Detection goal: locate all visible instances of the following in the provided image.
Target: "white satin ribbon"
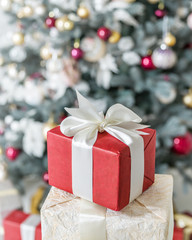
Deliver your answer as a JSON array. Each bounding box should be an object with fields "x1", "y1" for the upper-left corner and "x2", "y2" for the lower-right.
[
  {"x1": 80, "y1": 198, "x2": 107, "y2": 240},
  {"x1": 60, "y1": 91, "x2": 148, "y2": 203},
  {"x1": 20, "y1": 215, "x2": 40, "y2": 240}
]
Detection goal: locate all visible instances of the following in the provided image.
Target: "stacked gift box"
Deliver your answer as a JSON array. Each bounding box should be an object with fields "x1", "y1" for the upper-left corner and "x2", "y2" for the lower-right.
[{"x1": 40, "y1": 92, "x2": 174, "y2": 240}]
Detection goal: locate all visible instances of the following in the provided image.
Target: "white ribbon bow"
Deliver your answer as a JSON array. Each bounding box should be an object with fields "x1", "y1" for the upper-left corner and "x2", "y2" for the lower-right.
[
  {"x1": 60, "y1": 91, "x2": 149, "y2": 204},
  {"x1": 61, "y1": 91, "x2": 148, "y2": 146}
]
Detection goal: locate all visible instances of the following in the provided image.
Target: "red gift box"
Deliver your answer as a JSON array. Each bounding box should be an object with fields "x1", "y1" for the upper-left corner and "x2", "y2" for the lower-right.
[
  {"x1": 48, "y1": 126, "x2": 156, "y2": 211},
  {"x1": 3, "y1": 210, "x2": 41, "y2": 240}
]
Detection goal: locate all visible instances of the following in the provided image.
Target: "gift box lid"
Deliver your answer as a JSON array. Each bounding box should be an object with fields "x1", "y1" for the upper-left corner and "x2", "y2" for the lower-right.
[{"x1": 49, "y1": 126, "x2": 155, "y2": 157}]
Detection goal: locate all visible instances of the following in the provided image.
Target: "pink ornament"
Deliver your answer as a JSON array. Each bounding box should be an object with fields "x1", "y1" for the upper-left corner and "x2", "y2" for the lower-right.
[
  {"x1": 43, "y1": 171, "x2": 49, "y2": 183},
  {"x1": 155, "y1": 9, "x2": 166, "y2": 18},
  {"x1": 141, "y1": 56, "x2": 156, "y2": 70},
  {"x1": 172, "y1": 132, "x2": 192, "y2": 155},
  {"x1": 97, "y1": 26, "x2": 111, "y2": 41},
  {"x1": 6, "y1": 147, "x2": 20, "y2": 161},
  {"x1": 0, "y1": 128, "x2": 4, "y2": 135},
  {"x1": 187, "y1": 13, "x2": 192, "y2": 30},
  {"x1": 45, "y1": 17, "x2": 56, "y2": 28},
  {"x1": 71, "y1": 48, "x2": 83, "y2": 60}
]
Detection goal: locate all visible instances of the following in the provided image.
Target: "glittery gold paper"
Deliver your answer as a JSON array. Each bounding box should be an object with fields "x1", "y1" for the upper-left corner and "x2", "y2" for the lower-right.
[{"x1": 41, "y1": 174, "x2": 173, "y2": 240}]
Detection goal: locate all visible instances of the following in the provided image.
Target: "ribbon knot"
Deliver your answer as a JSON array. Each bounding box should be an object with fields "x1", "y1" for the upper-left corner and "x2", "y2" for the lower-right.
[{"x1": 98, "y1": 120, "x2": 107, "y2": 133}]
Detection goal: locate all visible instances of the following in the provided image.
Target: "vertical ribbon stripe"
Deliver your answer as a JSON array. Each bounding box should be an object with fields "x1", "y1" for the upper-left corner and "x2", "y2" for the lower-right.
[
  {"x1": 80, "y1": 199, "x2": 107, "y2": 240},
  {"x1": 72, "y1": 140, "x2": 93, "y2": 201},
  {"x1": 20, "y1": 215, "x2": 40, "y2": 240},
  {"x1": 129, "y1": 135, "x2": 144, "y2": 202}
]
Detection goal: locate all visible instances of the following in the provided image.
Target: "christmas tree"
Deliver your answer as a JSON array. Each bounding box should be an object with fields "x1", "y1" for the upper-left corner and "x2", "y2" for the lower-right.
[{"x1": 0, "y1": 0, "x2": 192, "y2": 198}]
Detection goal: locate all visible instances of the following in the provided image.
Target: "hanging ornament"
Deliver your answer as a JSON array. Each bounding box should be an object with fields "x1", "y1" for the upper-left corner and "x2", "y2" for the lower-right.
[
  {"x1": 42, "y1": 171, "x2": 49, "y2": 183},
  {"x1": 77, "y1": 6, "x2": 89, "y2": 19},
  {"x1": 77, "y1": 6, "x2": 89, "y2": 18},
  {"x1": 183, "y1": 89, "x2": 192, "y2": 108},
  {"x1": 5, "y1": 147, "x2": 20, "y2": 161},
  {"x1": 163, "y1": 32, "x2": 176, "y2": 47},
  {"x1": 187, "y1": 13, "x2": 192, "y2": 30},
  {"x1": 81, "y1": 36, "x2": 106, "y2": 62},
  {"x1": 0, "y1": 56, "x2": 4, "y2": 66},
  {"x1": 141, "y1": 55, "x2": 156, "y2": 70},
  {"x1": 152, "y1": 44, "x2": 177, "y2": 69},
  {"x1": 155, "y1": 9, "x2": 166, "y2": 18},
  {"x1": 7, "y1": 63, "x2": 26, "y2": 80},
  {"x1": 0, "y1": 160, "x2": 7, "y2": 181},
  {"x1": 40, "y1": 45, "x2": 52, "y2": 60},
  {"x1": 97, "y1": 26, "x2": 111, "y2": 41},
  {"x1": 35, "y1": 4, "x2": 46, "y2": 16},
  {"x1": 46, "y1": 58, "x2": 63, "y2": 72},
  {"x1": 147, "y1": 0, "x2": 159, "y2": 3},
  {"x1": 43, "y1": 115, "x2": 57, "y2": 140},
  {"x1": 55, "y1": 16, "x2": 68, "y2": 32},
  {"x1": 0, "y1": 0, "x2": 12, "y2": 11},
  {"x1": 172, "y1": 132, "x2": 192, "y2": 155},
  {"x1": 12, "y1": 32, "x2": 25, "y2": 45},
  {"x1": 9, "y1": 46, "x2": 27, "y2": 62},
  {"x1": 45, "y1": 17, "x2": 56, "y2": 28},
  {"x1": 17, "y1": 5, "x2": 33, "y2": 18},
  {"x1": 108, "y1": 31, "x2": 121, "y2": 44},
  {"x1": 71, "y1": 42, "x2": 83, "y2": 60}
]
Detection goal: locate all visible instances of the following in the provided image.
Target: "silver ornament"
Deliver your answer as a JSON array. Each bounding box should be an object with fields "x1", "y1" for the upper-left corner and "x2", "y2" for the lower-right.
[
  {"x1": 152, "y1": 44, "x2": 177, "y2": 69},
  {"x1": 9, "y1": 46, "x2": 27, "y2": 62}
]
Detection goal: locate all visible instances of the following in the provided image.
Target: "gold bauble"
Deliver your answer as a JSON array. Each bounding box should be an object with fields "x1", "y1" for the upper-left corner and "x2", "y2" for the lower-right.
[
  {"x1": 0, "y1": 56, "x2": 4, "y2": 66},
  {"x1": 164, "y1": 33, "x2": 176, "y2": 47},
  {"x1": 17, "y1": 5, "x2": 33, "y2": 18},
  {"x1": 124, "y1": 0, "x2": 136, "y2": 2},
  {"x1": 77, "y1": 6, "x2": 89, "y2": 19},
  {"x1": 40, "y1": 45, "x2": 52, "y2": 60},
  {"x1": 43, "y1": 121, "x2": 57, "y2": 140},
  {"x1": 147, "y1": 0, "x2": 159, "y2": 3},
  {"x1": 55, "y1": 17, "x2": 68, "y2": 32},
  {"x1": 12, "y1": 32, "x2": 25, "y2": 45},
  {"x1": 108, "y1": 31, "x2": 121, "y2": 43},
  {"x1": 0, "y1": 146, "x2": 3, "y2": 156},
  {"x1": 183, "y1": 90, "x2": 192, "y2": 108},
  {"x1": 63, "y1": 19, "x2": 74, "y2": 31}
]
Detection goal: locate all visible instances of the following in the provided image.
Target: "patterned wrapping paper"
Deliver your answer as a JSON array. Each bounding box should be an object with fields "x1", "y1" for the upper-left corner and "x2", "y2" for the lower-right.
[{"x1": 41, "y1": 174, "x2": 173, "y2": 240}]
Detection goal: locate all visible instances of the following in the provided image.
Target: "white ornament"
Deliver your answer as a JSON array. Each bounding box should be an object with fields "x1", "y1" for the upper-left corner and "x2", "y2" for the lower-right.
[
  {"x1": 152, "y1": 44, "x2": 177, "y2": 69},
  {"x1": 35, "y1": 4, "x2": 46, "y2": 16},
  {"x1": 11, "y1": 120, "x2": 21, "y2": 132},
  {"x1": 9, "y1": 46, "x2": 27, "y2": 62},
  {"x1": 118, "y1": 37, "x2": 134, "y2": 51},
  {"x1": 46, "y1": 58, "x2": 63, "y2": 72},
  {"x1": 155, "y1": 82, "x2": 177, "y2": 104},
  {"x1": 24, "y1": 81, "x2": 44, "y2": 106},
  {"x1": 23, "y1": 120, "x2": 45, "y2": 158},
  {"x1": 0, "y1": 0, "x2": 12, "y2": 11},
  {"x1": 0, "y1": 161, "x2": 7, "y2": 181},
  {"x1": 122, "y1": 51, "x2": 141, "y2": 65},
  {"x1": 187, "y1": 13, "x2": 192, "y2": 30},
  {"x1": 4, "y1": 115, "x2": 13, "y2": 125}
]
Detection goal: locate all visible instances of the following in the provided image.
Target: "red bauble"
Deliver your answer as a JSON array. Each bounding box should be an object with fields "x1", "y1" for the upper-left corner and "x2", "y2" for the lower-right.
[
  {"x1": 172, "y1": 132, "x2": 192, "y2": 155},
  {"x1": 155, "y1": 9, "x2": 166, "y2": 18},
  {"x1": 141, "y1": 56, "x2": 156, "y2": 70},
  {"x1": 71, "y1": 48, "x2": 83, "y2": 60},
  {"x1": 6, "y1": 147, "x2": 20, "y2": 161},
  {"x1": 45, "y1": 17, "x2": 56, "y2": 28},
  {"x1": 43, "y1": 171, "x2": 49, "y2": 184},
  {"x1": 97, "y1": 27, "x2": 111, "y2": 41}
]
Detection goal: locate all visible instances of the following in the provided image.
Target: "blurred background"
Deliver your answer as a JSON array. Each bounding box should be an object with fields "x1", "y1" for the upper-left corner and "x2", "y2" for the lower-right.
[{"x1": 0, "y1": 0, "x2": 192, "y2": 237}]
